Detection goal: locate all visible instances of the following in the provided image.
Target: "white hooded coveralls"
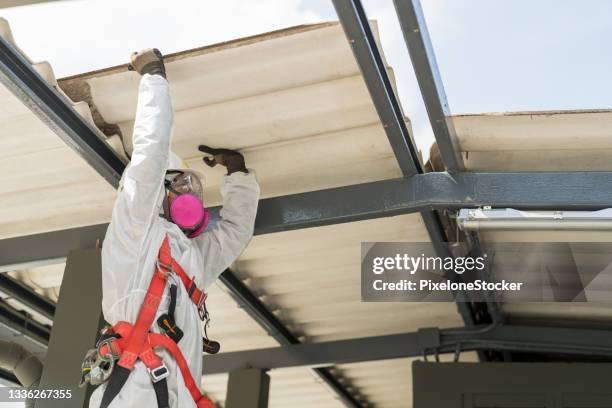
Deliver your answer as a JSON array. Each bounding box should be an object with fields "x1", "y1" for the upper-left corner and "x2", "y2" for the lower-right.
[{"x1": 89, "y1": 74, "x2": 260, "y2": 408}]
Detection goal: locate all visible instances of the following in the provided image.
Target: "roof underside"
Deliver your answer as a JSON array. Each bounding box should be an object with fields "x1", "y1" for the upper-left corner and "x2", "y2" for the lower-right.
[
  {"x1": 2, "y1": 15, "x2": 612, "y2": 408},
  {"x1": 0, "y1": 19, "x2": 466, "y2": 407},
  {"x1": 453, "y1": 110, "x2": 612, "y2": 326}
]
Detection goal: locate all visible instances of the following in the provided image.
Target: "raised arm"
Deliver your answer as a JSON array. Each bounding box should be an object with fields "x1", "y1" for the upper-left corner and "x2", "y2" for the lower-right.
[
  {"x1": 195, "y1": 148, "x2": 260, "y2": 288},
  {"x1": 107, "y1": 74, "x2": 172, "y2": 250},
  {"x1": 102, "y1": 50, "x2": 172, "y2": 316}
]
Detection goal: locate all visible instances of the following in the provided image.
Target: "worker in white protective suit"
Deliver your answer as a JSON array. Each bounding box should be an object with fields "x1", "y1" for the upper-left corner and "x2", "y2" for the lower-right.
[{"x1": 85, "y1": 49, "x2": 260, "y2": 408}]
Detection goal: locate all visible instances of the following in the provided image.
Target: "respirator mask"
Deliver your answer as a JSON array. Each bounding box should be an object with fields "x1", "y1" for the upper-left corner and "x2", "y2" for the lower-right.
[{"x1": 164, "y1": 170, "x2": 209, "y2": 238}]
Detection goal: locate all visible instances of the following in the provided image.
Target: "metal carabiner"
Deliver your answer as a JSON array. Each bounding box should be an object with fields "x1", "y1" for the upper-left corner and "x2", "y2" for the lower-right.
[
  {"x1": 197, "y1": 293, "x2": 209, "y2": 322},
  {"x1": 156, "y1": 259, "x2": 175, "y2": 277},
  {"x1": 79, "y1": 345, "x2": 116, "y2": 387},
  {"x1": 97, "y1": 337, "x2": 119, "y2": 362}
]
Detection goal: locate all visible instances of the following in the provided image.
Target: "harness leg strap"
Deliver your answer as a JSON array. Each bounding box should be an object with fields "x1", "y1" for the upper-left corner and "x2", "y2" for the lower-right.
[
  {"x1": 100, "y1": 365, "x2": 131, "y2": 408},
  {"x1": 153, "y1": 378, "x2": 170, "y2": 408}
]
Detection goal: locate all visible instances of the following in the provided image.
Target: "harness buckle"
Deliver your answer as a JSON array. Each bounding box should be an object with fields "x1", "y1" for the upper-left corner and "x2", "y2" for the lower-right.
[
  {"x1": 97, "y1": 337, "x2": 120, "y2": 362},
  {"x1": 148, "y1": 363, "x2": 170, "y2": 382},
  {"x1": 156, "y1": 259, "x2": 174, "y2": 276},
  {"x1": 196, "y1": 291, "x2": 207, "y2": 309},
  {"x1": 197, "y1": 293, "x2": 208, "y2": 321}
]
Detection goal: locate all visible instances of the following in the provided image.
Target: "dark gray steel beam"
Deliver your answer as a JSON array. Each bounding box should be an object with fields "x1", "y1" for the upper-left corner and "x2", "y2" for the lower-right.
[
  {"x1": 259, "y1": 169, "x2": 612, "y2": 231},
  {"x1": 204, "y1": 325, "x2": 612, "y2": 373},
  {"x1": 4, "y1": 171, "x2": 612, "y2": 271},
  {"x1": 393, "y1": 0, "x2": 464, "y2": 172},
  {"x1": 331, "y1": 0, "x2": 496, "y2": 352},
  {"x1": 236, "y1": 171, "x2": 612, "y2": 234},
  {"x1": 0, "y1": 299, "x2": 50, "y2": 346},
  {"x1": 387, "y1": 0, "x2": 499, "y2": 342},
  {"x1": 447, "y1": 325, "x2": 612, "y2": 357},
  {"x1": 0, "y1": 274, "x2": 55, "y2": 320},
  {"x1": 332, "y1": 0, "x2": 422, "y2": 176},
  {"x1": 0, "y1": 368, "x2": 19, "y2": 387},
  {"x1": 218, "y1": 271, "x2": 365, "y2": 408},
  {"x1": 0, "y1": 224, "x2": 108, "y2": 273},
  {"x1": 205, "y1": 331, "x2": 425, "y2": 374},
  {"x1": 419, "y1": 212, "x2": 480, "y2": 327},
  {"x1": 0, "y1": 35, "x2": 126, "y2": 188}
]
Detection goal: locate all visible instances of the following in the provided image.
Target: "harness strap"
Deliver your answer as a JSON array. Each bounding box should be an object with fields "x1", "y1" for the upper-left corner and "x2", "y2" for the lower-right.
[
  {"x1": 157, "y1": 284, "x2": 184, "y2": 343},
  {"x1": 168, "y1": 284, "x2": 177, "y2": 316},
  {"x1": 153, "y1": 378, "x2": 170, "y2": 408},
  {"x1": 116, "y1": 264, "x2": 167, "y2": 371},
  {"x1": 100, "y1": 236, "x2": 215, "y2": 408},
  {"x1": 159, "y1": 237, "x2": 207, "y2": 308},
  {"x1": 100, "y1": 366, "x2": 130, "y2": 408},
  {"x1": 100, "y1": 322, "x2": 215, "y2": 407}
]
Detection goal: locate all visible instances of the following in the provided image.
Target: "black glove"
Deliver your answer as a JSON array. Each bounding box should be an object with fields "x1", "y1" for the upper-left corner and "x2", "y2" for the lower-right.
[{"x1": 198, "y1": 145, "x2": 247, "y2": 175}]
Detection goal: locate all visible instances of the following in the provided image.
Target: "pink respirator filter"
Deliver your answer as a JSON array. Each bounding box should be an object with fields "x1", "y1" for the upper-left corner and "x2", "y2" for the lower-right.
[{"x1": 169, "y1": 194, "x2": 209, "y2": 238}]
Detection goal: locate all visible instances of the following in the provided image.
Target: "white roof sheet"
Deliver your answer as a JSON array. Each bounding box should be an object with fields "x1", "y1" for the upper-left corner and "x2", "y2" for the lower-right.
[
  {"x1": 0, "y1": 18, "x2": 460, "y2": 407},
  {"x1": 455, "y1": 109, "x2": 612, "y2": 171},
  {"x1": 0, "y1": 21, "x2": 403, "y2": 239}
]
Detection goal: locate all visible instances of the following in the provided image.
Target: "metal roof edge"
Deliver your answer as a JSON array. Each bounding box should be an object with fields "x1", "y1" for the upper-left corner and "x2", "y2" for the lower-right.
[
  {"x1": 58, "y1": 22, "x2": 340, "y2": 82},
  {"x1": 452, "y1": 108, "x2": 612, "y2": 118}
]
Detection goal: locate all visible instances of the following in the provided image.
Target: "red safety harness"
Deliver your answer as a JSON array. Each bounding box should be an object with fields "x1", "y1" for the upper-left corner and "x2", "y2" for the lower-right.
[{"x1": 98, "y1": 236, "x2": 215, "y2": 408}]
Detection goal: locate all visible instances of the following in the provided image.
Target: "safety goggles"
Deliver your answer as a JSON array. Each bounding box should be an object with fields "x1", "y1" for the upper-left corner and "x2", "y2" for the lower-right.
[{"x1": 164, "y1": 170, "x2": 204, "y2": 201}]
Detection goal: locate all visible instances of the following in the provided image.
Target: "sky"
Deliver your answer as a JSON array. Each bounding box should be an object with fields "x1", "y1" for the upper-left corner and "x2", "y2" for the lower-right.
[{"x1": 2, "y1": 0, "x2": 612, "y2": 162}]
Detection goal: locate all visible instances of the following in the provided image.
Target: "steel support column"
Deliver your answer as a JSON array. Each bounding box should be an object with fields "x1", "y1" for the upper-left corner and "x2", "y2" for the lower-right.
[
  {"x1": 36, "y1": 249, "x2": 103, "y2": 408},
  {"x1": 225, "y1": 369, "x2": 270, "y2": 408}
]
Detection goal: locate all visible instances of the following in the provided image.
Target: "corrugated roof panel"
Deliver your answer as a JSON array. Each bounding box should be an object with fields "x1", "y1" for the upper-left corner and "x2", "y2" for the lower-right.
[
  {"x1": 1, "y1": 17, "x2": 461, "y2": 407},
  {"x1": 63, "y1": 23, "x2": 364, "y2": 123},
  {"x1": 0, "y1": 21, "x2": 404, "y2": 238},
  {"x1": 60, "y1": 23, "x2": 402, "y2": 206},
  {"x1": 0, "y1": 17, "x2": 118, "y2": 239},
  {"x1": 455, "y1": 110, "x2": 612, "y2": 171},
  {"x1": 204, "y1": 369, "x2": 346, "y2": 408}
]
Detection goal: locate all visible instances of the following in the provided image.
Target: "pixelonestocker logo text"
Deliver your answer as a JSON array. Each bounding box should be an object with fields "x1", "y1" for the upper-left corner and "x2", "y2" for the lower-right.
[
  {"x1": 361, "y1": 242, "x2": 584, "y2": 302},
  {"x1": 371, "y1": 252, "x2": 523, "y2": 292}
]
